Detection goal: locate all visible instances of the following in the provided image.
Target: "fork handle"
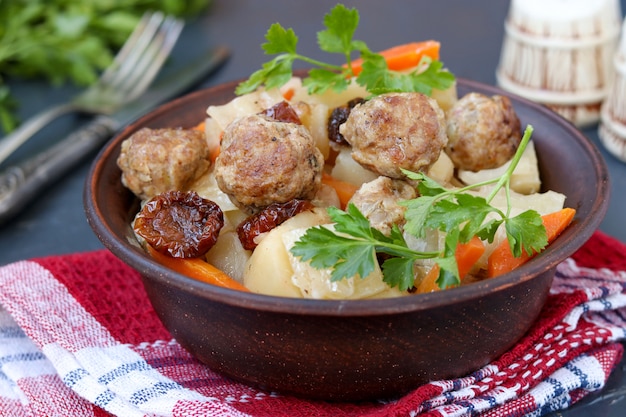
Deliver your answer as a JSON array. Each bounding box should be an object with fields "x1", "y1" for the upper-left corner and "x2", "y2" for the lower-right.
[
  {"x1": 0, "y1": 115, "x2": 119, "y2": 225},
  {"x1": 0, "y1": 102, "x2": 81, "y2": 166}
]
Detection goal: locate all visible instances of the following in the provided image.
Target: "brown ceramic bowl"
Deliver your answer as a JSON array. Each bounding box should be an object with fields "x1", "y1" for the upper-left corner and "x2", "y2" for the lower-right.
[{"x1": 84, "y1": 78, "x2": 610, "y2": 401}]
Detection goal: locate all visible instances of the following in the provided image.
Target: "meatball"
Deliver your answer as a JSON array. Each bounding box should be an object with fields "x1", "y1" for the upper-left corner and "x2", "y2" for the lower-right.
[
  {"x1": 348, "y1": 176, "x2": 416, "y2": 236},
  {"x1": 214, "y1": 113, "x2": 324, "y2": 214},
  {"x1": 445, "y1": 92, "x2": 521, "y2": 172},
  {"x1": 117, "y1": 128, "x2": 210, "y2": 201},
  {"x1": 339, "y1": 92, "x2": 447, "y2": 179}
]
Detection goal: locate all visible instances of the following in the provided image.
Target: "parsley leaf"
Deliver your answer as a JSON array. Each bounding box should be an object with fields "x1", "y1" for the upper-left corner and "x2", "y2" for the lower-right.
[
  {"x1": 380, "y1": 256, "x2": 417, "y2": 292},
  {"x1": 358, "y1": 53, "x2": 455, "y2": 96},
  {"x1": 0, "y1": 0, "x2": 213, "y2": 134},
  {"x1": 291, "y1": 204, "x2": 439, "y2": 289},
  {"x1": 436, "y1": 228, "x2": 463, "y2": 288},
  {"x1": 303, "y1": 68, "x2": 351, "y2": 94},
  {"x1": 317, "y1": 4, "x2": 360, "y2": 55},
  {"x1": 505, "y1": 209, "x2": 548, "y2": 257},
  {"x1": 263, "y1": 23, "x2": 299, "y2": 54},
  {"x1": 236, "y1": 4, "x2": 454, "y2": 97}
]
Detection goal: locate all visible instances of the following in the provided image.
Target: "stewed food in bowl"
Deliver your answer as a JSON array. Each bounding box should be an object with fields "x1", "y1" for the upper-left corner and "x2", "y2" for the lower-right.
[
  {"x1": 120, "y1": 74, "x2": 570, "y2": 299},
  {"x1": 85, "y1": 4, "x2": 609, "y2": 400}
]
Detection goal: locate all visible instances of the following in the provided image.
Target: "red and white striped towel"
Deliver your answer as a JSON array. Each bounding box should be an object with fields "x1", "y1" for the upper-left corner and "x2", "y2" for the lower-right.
[{"x1": 0, "y1": 231, "x2": 625, "y2": 417}]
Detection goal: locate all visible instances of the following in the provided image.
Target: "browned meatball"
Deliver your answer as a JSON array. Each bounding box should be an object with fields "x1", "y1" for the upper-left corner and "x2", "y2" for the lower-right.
[
  {"x1": 117, "y1": 128, "x2": 210, "y2": 200},
  {"x1": 445, "y1": 92, "x2": 522, "y2": 172},
  {"x1": 348, "y1": 176, "x2": 416, "y2": 236},
  {"x1": 214, "y1": 114, "x2": 324, "y2": 214},
  {"x1": 339, "y1": 92, "x2": 447, "y2": 179}
]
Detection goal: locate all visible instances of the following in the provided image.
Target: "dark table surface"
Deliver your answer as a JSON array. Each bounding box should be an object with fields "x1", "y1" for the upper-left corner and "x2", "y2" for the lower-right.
[{"x1": 1, "y1": 1, "x2": 625, "y2": 415}]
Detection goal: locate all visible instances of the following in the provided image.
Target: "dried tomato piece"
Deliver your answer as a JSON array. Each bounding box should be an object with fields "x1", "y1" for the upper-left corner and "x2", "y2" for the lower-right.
[
  {"x1": 327, "y1": 97, "x2": 365, "y2": 145},
  {"x1": 260, "y1": 101, "x2": 302, "y2": 124},
  {"x1": 134, "y1": 190, "x2": 224, "y2": 258},
  {"x1": 237, "y1": 199, "x2": 314, "y2": 250}
]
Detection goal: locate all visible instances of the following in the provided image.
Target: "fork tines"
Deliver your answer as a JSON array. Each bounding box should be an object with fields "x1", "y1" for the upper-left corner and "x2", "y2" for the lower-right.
[{"x1": 94, "y1": 12, "x2": 184, "y2": 104}]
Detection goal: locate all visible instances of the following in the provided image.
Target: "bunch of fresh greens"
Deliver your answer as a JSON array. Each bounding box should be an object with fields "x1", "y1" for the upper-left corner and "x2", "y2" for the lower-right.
[
  {"x1": 291, "y1": 126, "x2": 548, "y2": 291},
  {"x1": 235, "y1": 4, "x2": 455, "y2": 97},
  {"x1": 0, "y1": 0, "x2": 212, "y2": 134}
]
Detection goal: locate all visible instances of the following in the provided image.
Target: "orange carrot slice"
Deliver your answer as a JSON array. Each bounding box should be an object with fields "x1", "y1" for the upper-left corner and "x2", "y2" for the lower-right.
[
  {"x1": 416, "y1": 236, "x2": 485, "y2": 293},
  {"x1": 207, "y1": 131, "x2": 222, "y2": 164},
  {"x1": 321, "y1": 172, "x2": 359, "y2": 209},
  {"x1": 487, "y1": 208, "x2": 576, "y2": 278},
  {"x1": 193, "y1": 120, "x2": 206, "y2": 132},
  {"x1": 146, "y1": 245, "x2": 249, "y2": 292},
  {"x1": 282, "y1": 87, "x2": 295, "y2": 101},
  {"x1": 456, "y1": 236, "x2": 487, "y2": 279},
  {"x1": 350, "y1": 40, "x2": 441, "y2": 76}
]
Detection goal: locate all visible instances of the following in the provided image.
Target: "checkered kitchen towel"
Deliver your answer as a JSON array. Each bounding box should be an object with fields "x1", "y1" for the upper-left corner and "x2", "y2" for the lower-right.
[{"x1": 0, "y1": 230, "x2": 625, "y2": 417}]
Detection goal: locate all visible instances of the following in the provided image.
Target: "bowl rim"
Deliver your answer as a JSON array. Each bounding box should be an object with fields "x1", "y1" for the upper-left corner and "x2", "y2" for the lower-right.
[{"x1": 84, "y1": 76, "x2": 611, "y2": 317}]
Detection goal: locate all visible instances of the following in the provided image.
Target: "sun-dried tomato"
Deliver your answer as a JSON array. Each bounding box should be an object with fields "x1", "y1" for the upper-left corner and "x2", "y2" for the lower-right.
[
  {"x1": 260, "y1": 101, "x2": 302, "y2": 124},
  {"x1": 134, "y1": 190, "x2": 224, "y2": 258},
  {"x1": 237, "y1": 199, "x2": 314, "y2": 250},
  {"x1": 327, "y1": 97, "x2": 365, "y2": 145}
]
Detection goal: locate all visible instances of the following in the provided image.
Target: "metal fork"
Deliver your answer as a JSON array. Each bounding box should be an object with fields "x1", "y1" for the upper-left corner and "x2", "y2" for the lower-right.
[{"x1": 0, "y1": 11, "x2": 184, "y2": 166}]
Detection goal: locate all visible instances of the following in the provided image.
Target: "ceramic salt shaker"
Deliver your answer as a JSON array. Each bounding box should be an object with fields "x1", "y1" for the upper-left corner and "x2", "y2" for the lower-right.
[
  {"x1": 496, "y1": 0, "x2": 622, "y2": 127},
  {"x1": 599, "y1": 17, "x2": 626, "y2": 162}
]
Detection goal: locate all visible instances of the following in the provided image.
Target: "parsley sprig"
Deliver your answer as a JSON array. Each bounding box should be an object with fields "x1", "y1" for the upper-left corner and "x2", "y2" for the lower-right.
[
  {"x1": 290, "y1": 126, "x2": 548, "y2": 291},
  {"x1": 0, "y1": 0, "x2": 212, "y2": 134},
  {"x1": 235, "y1": 4, "x2": 455, "y2": 97},
  {"x1": 291, "y1": 204, "x2": 440, "y2": 291}
]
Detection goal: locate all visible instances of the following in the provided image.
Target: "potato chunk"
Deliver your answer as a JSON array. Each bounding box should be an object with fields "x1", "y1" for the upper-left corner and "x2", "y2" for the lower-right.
[
  {"x1": 458, "y1": 141, "x2": 541, "y2": 194},
  {"x1": 244, "y1": 209, "x2": 330, "y2": 297}
]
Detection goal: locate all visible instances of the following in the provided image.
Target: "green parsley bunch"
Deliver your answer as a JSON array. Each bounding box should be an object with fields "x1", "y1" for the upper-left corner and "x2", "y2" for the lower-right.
[
  {"x1": 0, "y1": 0, "x2": 213, "y2": 134},
  {"x1": 235, "y1": 4, "x2": 455, "y2": 97}
]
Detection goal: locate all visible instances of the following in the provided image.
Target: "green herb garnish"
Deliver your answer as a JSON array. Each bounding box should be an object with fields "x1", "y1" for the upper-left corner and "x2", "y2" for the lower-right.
[
  {"x1": 235, "y1": 4, "x2": 455, "y2": 97},
  {"x1": 0, "y1": 0, "x2": 212, "y2": 134},
  {"x1": 290, "y1": 125, "x2": 548, "y2": 291}
]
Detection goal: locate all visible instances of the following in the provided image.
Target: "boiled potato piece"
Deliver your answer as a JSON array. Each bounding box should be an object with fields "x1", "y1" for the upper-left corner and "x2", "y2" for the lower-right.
[
  {"x1": 188, "y1": 168, "x2": 239, "y2": 212},
  {"x1": 487, "y1": 188, "x2": 566, "y2": 217},
  {"x1": 431, "y1": 81, "x2": 458, "y2": 112},
  {"x1": 292, "y1": 100, "x2": 331, "y2": 159},
  {"x1": 427, "y1": 151, "x2": 454, "y2": 186},
  {"x1": 283, "y1": 225, "x2": 407, "y2": 299},
  {"x1": 207, "y1": 88, "x2": 284, "y2": 130},
  {"x1": 458, "y1": 141, "x2": 541, "y2": 195},
  {"x1": 205, "y1": 231, "x2": 250, "y2": 283},
  {"x1": 204, "y1": 208, "x2": 249, "y2": 282},
  {"x1": 244, "y1": 208, "x2": 330, "y2": 297},
  {"x1": 331, "y1": 147, "x2": 378, "y2": 186},
  {"x1": 203, "y1": 117, "x2": 222, "y2": 159},
  {"x1": 312, "y1": 183, "x2": 341, "y2": 209}
]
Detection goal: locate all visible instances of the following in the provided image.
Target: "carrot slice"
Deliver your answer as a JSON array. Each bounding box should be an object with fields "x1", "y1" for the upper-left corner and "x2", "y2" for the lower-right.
[
  {"x1": 456, "y1": 236, "x2": 487, "y2": 279},
  {"x1": 282, "y1": 87, "x2": 295, "y2": 101},
  {"x1": 416, "y1": 236, "x2": 485, "y2": 293},
  {"x1": 193, "y1": 119, "x2": 222, "y2": 162},
  {"x1": 194, "y1": 120, "x2": 206, "y2": 131},
  {"x1": 146, "y1": 245, "x2": 249, "y2": 292},
  {"x1": 350, "y1": 40, "x2": 441, "y2": 76},
  {"x1": 321, "y1": 172, "x2": 359, "y2": 209},
  {"x1": 415, "y1": 265, "x2": 442, "y2": 294},
  {"x1": 207, "y1": 130, "x2": 222, "y2": 163},
  {"x1": 487, "y1": 208, "x2": 576, "y2": 278}
]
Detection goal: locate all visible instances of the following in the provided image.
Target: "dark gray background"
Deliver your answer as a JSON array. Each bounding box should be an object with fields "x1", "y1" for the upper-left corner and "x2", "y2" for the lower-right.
[{"x1": 1, "y1": 1, "x2": 625, "y2": 415}]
